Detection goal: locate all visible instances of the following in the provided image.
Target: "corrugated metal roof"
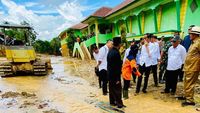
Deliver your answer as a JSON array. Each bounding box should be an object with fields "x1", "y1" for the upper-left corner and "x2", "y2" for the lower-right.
[
  {"x1": 105, "y1": 0, "x2": 134, "y2": 17},
  {"x1": 92, "y1": 7, "x2": 112, "y2": 17},
  {"x1": 70, "y1": 23, "x2": 88, "y2": 30}
]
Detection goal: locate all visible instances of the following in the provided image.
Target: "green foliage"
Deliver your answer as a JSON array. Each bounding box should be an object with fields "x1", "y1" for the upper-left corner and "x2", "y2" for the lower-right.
[
  {"x1": 66, "y1": 29, "x2": 76, "y2": 56},
  {"x1": 33, "y1": 37, "x2": 61, "y2": 55},
  {"x1": 50, "y1": 37, "x2": 61, "y2": 55},
  {"x1": 1, "y1": 21, "x2": 37, "y2": 43}
]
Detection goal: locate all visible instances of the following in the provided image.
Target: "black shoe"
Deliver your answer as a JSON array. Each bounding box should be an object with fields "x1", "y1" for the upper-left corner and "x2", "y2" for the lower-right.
[
  {"x1": 182, "y1": 101, "x2": 195, "y2": 107},
  {"x1": 110, "y1": 103, "x2": 117, "y2": 106},
  {"x1": 117, "y1": 104, "x2": 126, "y2": 108},
  {"x1": 161, "y1": 91, "x2": 169, "y2": 94},
  {"x1": 103, "y1": 93, "x2": 107, "y2": 95},
  {"x1": 142, "y1": 90, "x2": 147, "y2": 93},
  {"x1": 176, "y1": 96, "x2": 186, "y2": 100},
  {"x1": 122, "y1": 105, "x2": 126, "y2": 108}
]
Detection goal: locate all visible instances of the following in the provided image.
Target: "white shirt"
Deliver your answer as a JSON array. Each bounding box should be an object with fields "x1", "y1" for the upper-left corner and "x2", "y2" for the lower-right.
[
  {"x1": 98, "y1": 45, "x2": 109, "y2": 71},
  {"x1": 167, "y1": 44, "x2": 186, "y2": 71},
  {"x1": 150, "y1": 42, "x2": 160, "y2": 65},
  {"x1": 123, "y1": 47, "x2": 130, "y2": 64},
  {"x1": 140, "y1": 42, "x2": 153, "y2": 67},
  {"x1": 93, "y1": 52, "x2": 99, "y2": 64}
]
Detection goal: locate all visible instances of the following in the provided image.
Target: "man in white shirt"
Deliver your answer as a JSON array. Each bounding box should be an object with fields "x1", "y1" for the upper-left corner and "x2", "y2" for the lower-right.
[
  {"x1": 138, "y1": 33, "x2": 153, "y2": 93},
  {"x1": 162, "y1": 35, "x2": 186, "y2": 95},
  {"x1": 93, "y1": 46, "x2": 99, "y2": 63},
  {"x1": 97, "y1": 40, "x2": 113, "y2": 95},
  {"x1": 150, "y1": 36, "x2": 161, "y2": 87},
  {"x1": 93, "y1": 46, "x2": 101, "y2": 88}
]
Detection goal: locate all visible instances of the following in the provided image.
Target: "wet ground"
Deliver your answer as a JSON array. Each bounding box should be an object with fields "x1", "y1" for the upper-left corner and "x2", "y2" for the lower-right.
[
  {"x1": 0, "y1": 56, "x2": 100, "y2": 113},
  {"x1": 0, "y1": 56, "x2": 200, "y2": 113}
]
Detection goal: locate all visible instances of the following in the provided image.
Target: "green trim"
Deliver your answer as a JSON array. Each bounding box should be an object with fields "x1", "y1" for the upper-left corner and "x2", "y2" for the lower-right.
[
  {"x1": 126, "y1": 29, "x2": 180, "y2": 38},
  {"x1": 137, "y1": 15, "x2": 142, "y2": 34},
  {"x1": 84, "y1": 36, "x2": 96, "y2": 47},
  {"x1": 98, "y1": 33, "x2": 113, "y2": 44},
  {"x1": 176, "y1": 0, "x2": 181, "y2": 31},
  {"x1": 125, "y1": 19, "x2": 129, "y2": 33},
  {"x1": 153, "y1": 9, "x2": 158, "y2": 32},
  {"x1": 116, "y1": 22, "x2": 120, "y2": 35}
]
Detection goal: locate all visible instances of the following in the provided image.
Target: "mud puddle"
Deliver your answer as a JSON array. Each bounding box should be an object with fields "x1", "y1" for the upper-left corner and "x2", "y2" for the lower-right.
[{"x1": 0, "y1": 56, "x2": 101, "y2": 113}]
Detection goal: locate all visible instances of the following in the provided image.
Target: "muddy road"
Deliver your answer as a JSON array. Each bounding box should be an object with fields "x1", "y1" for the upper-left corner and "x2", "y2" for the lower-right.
[
  {"x1": 0, "y1": 56, "x2": 199, "y2": 113},
  {"x1": 0, "y1": 57, "x2": 100, "y2": 113}
]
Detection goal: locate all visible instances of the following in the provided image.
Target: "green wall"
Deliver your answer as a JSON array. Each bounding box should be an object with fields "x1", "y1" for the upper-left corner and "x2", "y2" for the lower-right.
[
  {"x1": 98, "y1": 33, "x2": 113, "y2": 43},
  {"x1": 113, "y1": 23, "x2": 119, "y2": 36},
  {"x1": 85, "y1": 36, "x2": 96, "y2": 47},
  {"x1": 160, "y1": 2, "x2": 177, "y2": 31},
  {"x1": 183, "y1": 0, "x2": 200, "y2": 35},
  {"x1": 144, "y1": 10, "x2": 155, "y2": 33},
  {"x1": 74, "y1": 30, "x2": 82, "y2": 37},
  {"x1": 132, "y1": 16, "x2": 140, "y2": 35}
]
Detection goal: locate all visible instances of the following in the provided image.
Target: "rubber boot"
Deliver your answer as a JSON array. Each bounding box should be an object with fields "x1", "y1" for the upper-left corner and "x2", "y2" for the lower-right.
[{"x1": 123, "y1": 90, "x2": 129, "y2": 99}]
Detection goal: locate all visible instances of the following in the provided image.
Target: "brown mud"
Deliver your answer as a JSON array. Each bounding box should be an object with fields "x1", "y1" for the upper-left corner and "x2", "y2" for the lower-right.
[{"x1": 0, "y1": 56, "x2": 199, "y2": 113}]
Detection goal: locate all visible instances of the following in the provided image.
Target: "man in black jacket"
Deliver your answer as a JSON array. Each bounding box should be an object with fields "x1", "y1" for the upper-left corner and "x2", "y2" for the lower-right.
[{"x1": 107, "y1": 37, "x2": 125, "y2": 108}]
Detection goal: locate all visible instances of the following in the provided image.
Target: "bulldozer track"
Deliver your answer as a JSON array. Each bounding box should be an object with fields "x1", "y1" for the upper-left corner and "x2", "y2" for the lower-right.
[{"x1": 0, "y1": 64, "x2": 13, "y2": 77}]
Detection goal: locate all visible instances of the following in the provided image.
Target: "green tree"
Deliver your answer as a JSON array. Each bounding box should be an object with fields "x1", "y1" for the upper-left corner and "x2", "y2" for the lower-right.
[
  {"x1": 1, "y1": 21, "x2": 37, "y2": 44},
  {"x1": 33, "y1": 38, "x2": 61, "y2": 55},
  {"x1": 66, "y1": 29, "x2": 76, "y2": 56},
  {"x1": 50, "y1": 37, "x2": 61, "y2": 55}
]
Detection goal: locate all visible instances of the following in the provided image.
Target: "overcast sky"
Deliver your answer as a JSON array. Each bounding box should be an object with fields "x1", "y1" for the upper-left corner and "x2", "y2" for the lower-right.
[{"x1": 0, "y1": 0, "x2": 123, "y2": 40}]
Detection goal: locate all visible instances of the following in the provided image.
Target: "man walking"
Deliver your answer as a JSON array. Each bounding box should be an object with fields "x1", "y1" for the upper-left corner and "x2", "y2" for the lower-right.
[
  {"x1": 97, "y1": 40, "x2": 113, "y2": 95},
  {"x1": 162, "y1": 35, "x2": 186, "y2": 95},
  {"x1": 182, "y1": 26, "x2": 200, "y2": 106},
  {"x1": 150, "y1": 35, "x2": 160, "y2": 87},
  {"x1": 136, "y1": 33, "x2": 152, "y2": 93},
  {"x1": 107, "y1": 37, "x2": 125, "y2": 108},
  {"x1": 159, "y1": 37, "x2": 173, "y2": 84}
]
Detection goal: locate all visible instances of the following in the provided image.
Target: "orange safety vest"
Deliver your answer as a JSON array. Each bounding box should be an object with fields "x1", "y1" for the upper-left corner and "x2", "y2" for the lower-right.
[{"x1": 122, "y1": 59, "x2": 141, "y2": 80}]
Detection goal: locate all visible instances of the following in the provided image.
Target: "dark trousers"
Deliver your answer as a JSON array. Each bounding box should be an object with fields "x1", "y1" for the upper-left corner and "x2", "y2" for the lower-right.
[
  {"x1": 95, "y1": 68, "x2": 102, "y2": 88},
  {"x1": 143, "y1": 66, "x2": 151, "y2": 91},
  {"x1": 178, "y1": 65, "x2": 184, "y2": 81},
  {"x1": 98, "y1": 75, "x2": 102, "y2": 88},
  {"x1": 151, "y1": 65, "x2": 158, "y2": 86},
  {"x1": 123, "y1": 79, "x2": 130, "y2": 90},
  {"x1": 109, "y1": 81, "x2": 123, "y2": 106},
  {"x1": 165, "y1": 69, "x2": 179, "y2": 93},
  {"x1": 159, "y1": 62, "x2": 167, "y2": 81},
  {"x1": 132, "y1": 72, "x2": 136, "y2": 83},
  {"x1": 136, "y1": 64, "x2": 151, "y2": 93},
  {"x1": 99, "y1": 69, "x2": 108, "y2": 94}
]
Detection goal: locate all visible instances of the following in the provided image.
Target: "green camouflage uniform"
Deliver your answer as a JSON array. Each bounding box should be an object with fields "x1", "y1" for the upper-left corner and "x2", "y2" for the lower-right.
[{"x1": 159, "y1": 40, "x2": 172, "y2": 80}]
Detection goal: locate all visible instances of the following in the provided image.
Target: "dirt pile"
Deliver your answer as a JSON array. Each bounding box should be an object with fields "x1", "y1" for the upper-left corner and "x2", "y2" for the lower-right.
[
  {"x1": 1, "y1": 91, "x2": 20, "y2": 98},
  {"x1": 43, "y1": 109, "x2": 64, "y2": 113},
  {"x1": 1, "y1": 91, "x2": 36, "y2": 98}
]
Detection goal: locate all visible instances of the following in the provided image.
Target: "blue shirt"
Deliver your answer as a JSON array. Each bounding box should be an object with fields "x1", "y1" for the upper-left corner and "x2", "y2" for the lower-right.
[{"x1": 182, "y1": 35, "x2": 191, "y2": 52}]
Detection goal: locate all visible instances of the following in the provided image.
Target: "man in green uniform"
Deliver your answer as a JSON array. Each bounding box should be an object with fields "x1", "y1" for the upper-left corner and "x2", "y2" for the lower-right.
[
  {"x1": 159, "y1": 37, "x2": 173, "y2": 84},
  {"x1": 182, "y1": 26, "x2": 200, "y2": 106}
]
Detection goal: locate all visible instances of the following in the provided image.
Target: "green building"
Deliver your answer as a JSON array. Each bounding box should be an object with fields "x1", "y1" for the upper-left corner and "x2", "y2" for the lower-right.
[{"x1": 59, "y1": 0, "x2": 200, "y2": 59}]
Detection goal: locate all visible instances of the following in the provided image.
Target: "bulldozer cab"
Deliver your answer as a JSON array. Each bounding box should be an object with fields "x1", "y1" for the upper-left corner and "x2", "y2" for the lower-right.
[{"x1": 0, "y1": 24, "x2": 36, "y2": 62}]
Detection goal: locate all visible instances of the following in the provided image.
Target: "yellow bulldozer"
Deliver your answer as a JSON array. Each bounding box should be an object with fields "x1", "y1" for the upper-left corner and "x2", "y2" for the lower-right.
[{"x1": 0, "y1": 24, "x2": 52, "y2": 77}]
